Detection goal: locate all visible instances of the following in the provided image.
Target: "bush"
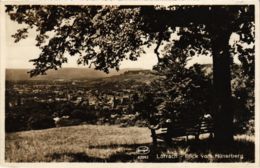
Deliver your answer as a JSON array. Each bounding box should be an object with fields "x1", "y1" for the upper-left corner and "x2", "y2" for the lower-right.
[
  {"x1": 70, "y1": 109, "x2": 97, "y2": 123},
  {"x1": 5, "y1": 113, "x2": 27, "y2": 132},
  {"x1": 27, "y1": 114, "x2": 55, "y2": 130}
]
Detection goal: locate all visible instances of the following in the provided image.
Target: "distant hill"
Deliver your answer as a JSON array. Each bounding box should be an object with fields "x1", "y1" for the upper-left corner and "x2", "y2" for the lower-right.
[
  {"x1": 5, "y1": 68, "x2": 143, "y2": 81},
  {"x1": 6, "y1": 64, "x2": 213, "y2": 81},
  {"x1": 87, "y1": 69, "x2": 160, "y2": 91}
]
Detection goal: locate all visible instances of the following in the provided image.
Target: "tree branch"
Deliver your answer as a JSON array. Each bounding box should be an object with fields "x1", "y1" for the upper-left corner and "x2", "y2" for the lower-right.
[{"x1": 154, "y1": 32, "x2": 163, "y2": 62}]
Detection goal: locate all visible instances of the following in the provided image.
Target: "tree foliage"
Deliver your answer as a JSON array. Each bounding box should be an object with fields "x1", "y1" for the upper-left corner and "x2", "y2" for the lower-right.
[
  {"x1": 231, "y1": 64, "x2": 255, "y2": 134},
  {"x1": 148, "y1": 43, "x2": 213, "y2": 123},
  {"x1": 6, "y1": 6, "x2": 147, "y2": 76},
  {"x1": 6, "y1": 5, "x2": 254, "y2": 77}
]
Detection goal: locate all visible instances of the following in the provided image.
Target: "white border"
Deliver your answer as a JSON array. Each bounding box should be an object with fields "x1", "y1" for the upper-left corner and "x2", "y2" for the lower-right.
[
  {"x1": 0, "y1": 0, "x2": 259, "y2": 168},
  {"x1": 0, "y1": 2, "x2": 7, "y2": 167},
  {"x1": 0, "y1": 163, "x2": 259, "y2": 168},
  {"x1": 0, "y1": 0, "x2": 258, "y2": 5},
  {"x1": 254, "y1": 0, "x2": 260, "y2": 166}
]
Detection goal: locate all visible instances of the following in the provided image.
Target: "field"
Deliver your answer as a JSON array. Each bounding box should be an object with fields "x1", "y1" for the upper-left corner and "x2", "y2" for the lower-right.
[
  {"x1": 5, "y1": 124, "x2": 152, "y2": 162},
  {"x1": 5, "y1": 124, "x2": 254, "y2": 162}
]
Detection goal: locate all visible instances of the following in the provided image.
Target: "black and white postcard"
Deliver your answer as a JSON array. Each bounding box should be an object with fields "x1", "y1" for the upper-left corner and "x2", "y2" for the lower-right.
[{"x1": 0, "y1": 0, "x2": 259, "y2": 168}]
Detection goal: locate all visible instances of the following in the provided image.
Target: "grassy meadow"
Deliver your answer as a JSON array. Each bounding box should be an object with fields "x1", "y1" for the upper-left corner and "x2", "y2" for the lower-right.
[
  {"x1": 5, "y1": 124, "x2": 254, "y2": 162},
  {"x1": 5, "y1": 124, "x2": 152, "y2": 162}
]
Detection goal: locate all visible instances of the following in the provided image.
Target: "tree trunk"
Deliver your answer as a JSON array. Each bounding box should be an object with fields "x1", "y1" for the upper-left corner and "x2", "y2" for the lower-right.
[{"x1": 211, "y1": 29, "x2": 234, "y2": 145}]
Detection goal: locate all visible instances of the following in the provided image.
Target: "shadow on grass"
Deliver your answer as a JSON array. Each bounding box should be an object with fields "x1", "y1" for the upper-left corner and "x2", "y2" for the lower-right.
[
  {"x1": 48, "y1": 152, "x2": 104, "y2": 162},
  {"x1": 46, "y1": 137, "x2": 254, "y2": 162},
  {"x1": 46, "y1": 150, "x2": 139, "y2": 162}
]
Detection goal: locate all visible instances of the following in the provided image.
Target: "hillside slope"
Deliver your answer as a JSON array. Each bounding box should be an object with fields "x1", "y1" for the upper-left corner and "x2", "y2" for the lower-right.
[
  {"x1": 5, "y1": 124, "x2": 151, "y2": 162},
  {"x1": 5, "y1": 124, "x2": 254, "y2": 162}
]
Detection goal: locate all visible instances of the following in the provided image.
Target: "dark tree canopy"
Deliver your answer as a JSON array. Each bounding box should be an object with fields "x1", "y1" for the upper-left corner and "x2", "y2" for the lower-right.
[
  {"x1": 6, "y1": 6, "x2": 147, "y2": 75},
  {"x1": 6, "y1": 5, "x2": 254, "y2": 77}
]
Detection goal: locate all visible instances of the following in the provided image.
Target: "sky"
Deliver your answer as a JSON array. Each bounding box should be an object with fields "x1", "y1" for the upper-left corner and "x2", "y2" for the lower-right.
[{"x1": 5, "y1": 13, "x2": 214, "y2": 70}]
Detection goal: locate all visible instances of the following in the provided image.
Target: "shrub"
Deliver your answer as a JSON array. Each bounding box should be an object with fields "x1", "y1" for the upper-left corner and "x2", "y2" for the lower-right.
[
  {"x1": 70, "y1": 109, "x2": 97, "y2": 123},
  {"x1": 27, "y1": 113, "x2": 55, "y2": 130}
]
